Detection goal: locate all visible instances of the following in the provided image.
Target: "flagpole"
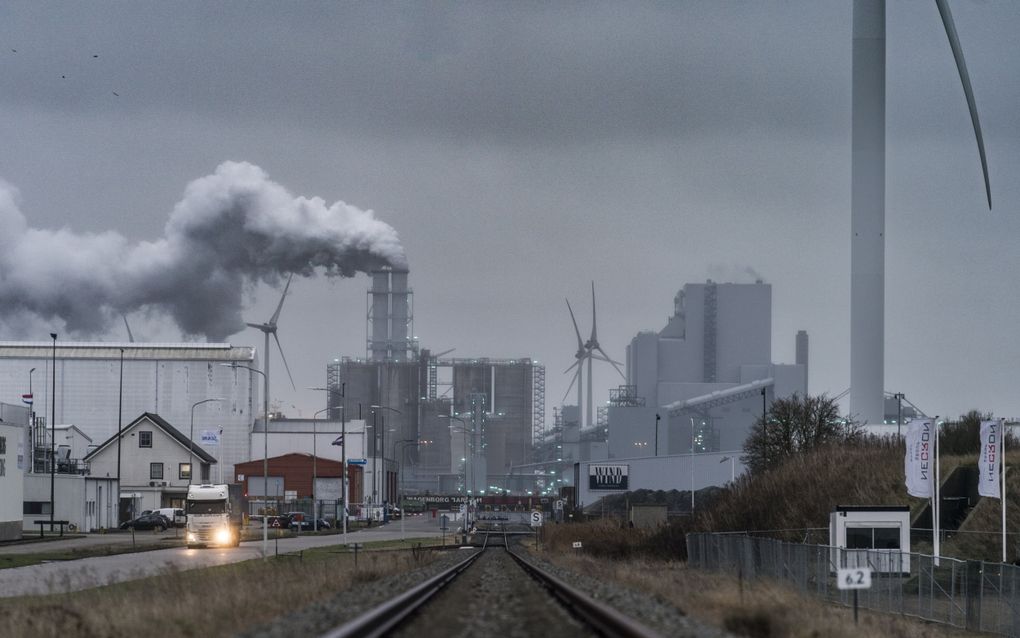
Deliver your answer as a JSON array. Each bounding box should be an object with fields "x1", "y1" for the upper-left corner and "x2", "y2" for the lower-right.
[
  {"x1": 1002, "y1": 417, "x2": 1007, "y2": 563},
  {"x1": 933, "y1": 416, "x2": 941, "y2": 566}
]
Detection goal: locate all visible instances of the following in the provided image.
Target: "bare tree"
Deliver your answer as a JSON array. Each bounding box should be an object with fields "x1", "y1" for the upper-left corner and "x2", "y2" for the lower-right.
[{"x1": 742, "y1": 394, "x2": 860, "y2": 474}]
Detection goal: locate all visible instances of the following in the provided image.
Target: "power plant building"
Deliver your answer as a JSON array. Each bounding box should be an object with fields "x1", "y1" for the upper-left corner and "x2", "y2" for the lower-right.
[
  {"x1": 612, "y1": 281, "x2": 807, "y2": 458},
  {"x1": 324, "y1": 268, "x2": 546, "y2": 498}
]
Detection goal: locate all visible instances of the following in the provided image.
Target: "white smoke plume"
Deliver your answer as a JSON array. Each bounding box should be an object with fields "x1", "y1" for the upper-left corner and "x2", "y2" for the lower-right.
[{"x1": 0, "y1": 161, "x2": 406, "y2": 340}]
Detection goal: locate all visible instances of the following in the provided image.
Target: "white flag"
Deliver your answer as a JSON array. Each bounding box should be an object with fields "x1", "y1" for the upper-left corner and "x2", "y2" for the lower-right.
[
  {"x1": 905, "y1": 419, "x2": 934, "y2": 498},
  {"x1": 978, "y1": 420, "x2": 1001, "y2": 499}
]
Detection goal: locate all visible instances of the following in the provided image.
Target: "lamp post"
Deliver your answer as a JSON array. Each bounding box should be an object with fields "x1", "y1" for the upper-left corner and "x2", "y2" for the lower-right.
[
  {"x1": 369, "y1": 405, "x2": 401, "y2": 519},
  {"x1": 189, "y1": 398, "x2": 224, "y2": 486},
  {"x1": 310, "y1": 384, "x2": 348, "y2": 540},
  {"x1": 311, "y1": 405, "x2": 342, "y2": 532},
  {"x1": 222, "y1": 363, "x2": 268, "y2": 559},
  {"x1": 654, "y1": 413, "x2": 661, "y2": 456},
  {"x1": 442, "y1": 414, "x2": 471, "y2": 541},
  {"x1": 893, "y1": 392, "x2": 905, "y2": 437},
  {"x1": 719, "y1": 456, "x2": 736, "y2": 483},
  {"x1": 689, "y1": 417, "x2": 696, "y2": 514},
  {"x1": 27, "y1": 367, "x2": 35, "y2": 426},
  {"x1": 116, "y1": 349, "x2": 124, "y2": 524},
  {"x1": 49, "y1": 333, "x2": 56, "y2": 527},
  {"x1": 761, "y1": 386, "x2": 768, "y2": 468},
  {"x1": 394, "y1": 438, "x2": 417, "y2": 541}
]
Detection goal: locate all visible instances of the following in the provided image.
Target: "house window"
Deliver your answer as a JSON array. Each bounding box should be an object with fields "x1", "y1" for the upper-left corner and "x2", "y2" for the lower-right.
[
  {"x1": 0, "y1": 435, "x2": 6, "y2": 453},
  {"x1": 201, "y1": 463, "x2": 210, "y2": 482},
  {"x1": 846, "y1": 526, "x2": 900, "y2": 550},
  {"x1": 24, "y1": 501, "x2": 52, "y2": 515},
  {"x1": 139, "y1": 431, "x2": 152, "y2": 448},
  {"x1": 150, "y1": 463, "x2": 164, "y2": 480},
  {"x1": 179, "y1": 463, "x2": 191, "y2": 480}
]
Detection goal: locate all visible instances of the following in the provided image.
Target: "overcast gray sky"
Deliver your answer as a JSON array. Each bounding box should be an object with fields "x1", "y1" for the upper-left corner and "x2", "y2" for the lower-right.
[{"x1": 2, "y1": 1, "x2": 1019, "y2": 424}]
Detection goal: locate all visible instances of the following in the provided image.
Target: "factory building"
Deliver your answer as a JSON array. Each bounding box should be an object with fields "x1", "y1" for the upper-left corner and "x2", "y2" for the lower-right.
[
  {"x1": 324, "y1": 268, "x2": 546, "y2": 498},
  {"x1": 0, "y1": 342, "x2": 259, "y2": 481},
  {"x1": 610, "y1": 280, "x2": 806, "y2": 463}
]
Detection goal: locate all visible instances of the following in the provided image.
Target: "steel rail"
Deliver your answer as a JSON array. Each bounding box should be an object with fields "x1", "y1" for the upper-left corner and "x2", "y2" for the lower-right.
[
  {"x1": 319, "y1": 548, "x2": 481, "y2": 638},
  {"x1": 506, "y1": 548, "x2": 664, "y2": 638}
]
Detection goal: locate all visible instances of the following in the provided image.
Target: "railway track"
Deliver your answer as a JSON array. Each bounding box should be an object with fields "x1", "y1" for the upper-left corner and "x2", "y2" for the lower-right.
[{"x1": 319, "y1": 528, "x2": 663, "y2": 638}]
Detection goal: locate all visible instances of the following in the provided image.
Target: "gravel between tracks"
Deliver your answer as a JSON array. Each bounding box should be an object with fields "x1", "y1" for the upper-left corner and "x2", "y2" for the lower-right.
[
  {"x1": 237, "y1": 549, "x2": 471, "y2": 638},
  {"x1": 240, "y1": 543, "x2": 729, "y2": 638},
  {"x1": 519, "y1": 548, "x2": 731, "y2": 638}
]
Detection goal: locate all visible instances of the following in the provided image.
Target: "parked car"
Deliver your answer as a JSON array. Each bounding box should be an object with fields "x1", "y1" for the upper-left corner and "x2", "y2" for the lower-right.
[
  {"x1": 154, "y1": 508, "x2": 186, "y2": 527},
  {"x1": 289, "y1": 517, "x2": 331, "y2": 531},
  {"x1": 120, "y1": 513, "x2": 172, "y2": 531}
]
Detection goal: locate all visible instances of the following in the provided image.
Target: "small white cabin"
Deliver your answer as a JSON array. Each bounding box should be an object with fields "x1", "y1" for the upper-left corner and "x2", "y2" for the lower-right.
[{"x1": 829, "y1": 505, "x2": 910, "y2": 574}]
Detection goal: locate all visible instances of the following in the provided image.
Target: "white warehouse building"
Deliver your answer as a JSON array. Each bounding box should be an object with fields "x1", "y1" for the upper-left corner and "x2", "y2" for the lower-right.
[{"x1": 0, "y1": 342, "x2": 259, "y2": 481}]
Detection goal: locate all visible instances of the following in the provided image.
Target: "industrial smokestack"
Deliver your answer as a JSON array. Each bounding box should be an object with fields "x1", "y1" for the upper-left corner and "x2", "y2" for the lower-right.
[{"x1": 0, "y1": 161, "x2": 406, "y2": 340}]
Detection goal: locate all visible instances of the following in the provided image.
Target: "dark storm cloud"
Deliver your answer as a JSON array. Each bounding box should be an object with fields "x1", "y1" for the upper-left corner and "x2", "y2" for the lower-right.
[
  {"x1": 0, "y1": 162, "x2": 404, "y2": 340},
  {"x1": 0, "y1": 2, "x2": 848, "y2": 144}
]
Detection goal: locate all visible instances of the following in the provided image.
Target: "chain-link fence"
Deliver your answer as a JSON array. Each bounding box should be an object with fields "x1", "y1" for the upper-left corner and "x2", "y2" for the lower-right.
[{"x1": 687, "y1": 532, "x2": 1020, "y2": 635}]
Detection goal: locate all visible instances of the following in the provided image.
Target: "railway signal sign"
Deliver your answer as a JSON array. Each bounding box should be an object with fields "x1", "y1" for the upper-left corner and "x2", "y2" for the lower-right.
[
  {"x1": 530, "y1": 510, "x2": 543, "y2": 527},
  {"x1": 837, "y1": 568, "x2": 872, "y2": 590}
]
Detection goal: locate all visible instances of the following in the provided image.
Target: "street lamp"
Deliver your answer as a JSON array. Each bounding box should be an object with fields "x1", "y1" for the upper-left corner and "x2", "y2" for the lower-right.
[
  {"x1": 442, "y1": 414, "x2": 472, "y2": 542},
  {"x1": 221, "y1": 363, "x2": 269, "y2": 559},
  {"x1": 394, "y1": 438, "x2": 417, "y2": 541},
  {"x1": 369, "y1": 405, "x2": 401, "y2": 517},
  {"x1": 311, "y1": 405, "x2": 342, "y2": 532},
  {"x1": 49, "y1": 333, "x2": 56, "y2": 527},
  {"x1": 310, "y1": 385, "x2": 348, "y2": 540},
  {"x1": 689, "y1": 417, "x2": 696, "y2": 514},
  {"x1": 893, "y1": 392, "x2": 905, "y2": 437},
  {"x1": 654, "y1": 413, "x2": 661, "y2": 456},
  {"x1": 189, "y1": 398, "x2": 225, "y2": 486},
  {"x1": 719, "y1": 456, "x2": 736, "y2": 483}
]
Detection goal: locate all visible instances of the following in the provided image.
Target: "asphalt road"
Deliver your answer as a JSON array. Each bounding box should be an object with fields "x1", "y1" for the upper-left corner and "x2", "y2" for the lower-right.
[{"x1": 0, "y1": 517, "x2": 449, "y2": 598}]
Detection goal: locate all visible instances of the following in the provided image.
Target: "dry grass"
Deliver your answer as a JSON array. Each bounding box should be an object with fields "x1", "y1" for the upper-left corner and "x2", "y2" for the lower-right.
[
  {"x1": 544, "y1": 552, "x2": 973, "y2": 638},
  {"x1": 0, "y1": 546, "x2": 437, "y2": 638}
]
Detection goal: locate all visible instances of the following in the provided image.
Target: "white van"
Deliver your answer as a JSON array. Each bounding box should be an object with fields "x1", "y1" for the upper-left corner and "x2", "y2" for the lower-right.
[{"x1": 154, "y1": 508, "x2": 186, "y2": 527}]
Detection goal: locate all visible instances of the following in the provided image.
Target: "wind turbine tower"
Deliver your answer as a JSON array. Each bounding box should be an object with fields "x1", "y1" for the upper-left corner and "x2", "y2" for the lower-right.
[
  {"x1": 850, "y1": 0, "x2": 990, "y2": 424},
  {"x1": 246, "y1": 274, "x2": 297, "y2": 421},
  {"x1": 564, "y1": 283, "x2": 626, "y2": 428}
]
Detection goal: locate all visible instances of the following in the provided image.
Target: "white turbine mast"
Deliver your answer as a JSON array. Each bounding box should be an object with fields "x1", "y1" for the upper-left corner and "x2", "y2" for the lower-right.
[
  {"x1": 850, "y1": 0, "x2": 991, "y2": 425},
  {"x1": 564, "y1": 282, "x2": 626, "y2": 428},
  {"x1": 246, "y1": 274, "x2": 298, "y2": 418}
]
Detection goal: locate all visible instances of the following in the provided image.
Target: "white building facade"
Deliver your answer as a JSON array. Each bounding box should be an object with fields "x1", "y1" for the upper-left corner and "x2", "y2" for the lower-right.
[{"x1": 0, "y1": 342, "x2": 258, "y2": 481}]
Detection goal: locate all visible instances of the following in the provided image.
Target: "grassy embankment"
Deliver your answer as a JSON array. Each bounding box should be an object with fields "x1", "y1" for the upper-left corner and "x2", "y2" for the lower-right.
[
  {"x1": 0, "y1": 539, "x2": 437, "y2": 637},
  {"x1": 533, "y1": 439, "x2": 1020, "y2": 636}
]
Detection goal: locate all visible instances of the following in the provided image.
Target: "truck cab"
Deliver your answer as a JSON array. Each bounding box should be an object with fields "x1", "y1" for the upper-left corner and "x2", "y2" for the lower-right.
[{"x1": 186, "y1": 484, "x2": 242, "y2": 548}]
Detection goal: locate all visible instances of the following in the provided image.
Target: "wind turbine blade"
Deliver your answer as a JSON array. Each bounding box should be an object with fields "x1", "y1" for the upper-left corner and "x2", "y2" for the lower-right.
[
  {"x1": 595, "y1": 346, "x2": 627, "y2": 380},
  {"x1": 122, "y1": 314, "x2": 134, "y2": 343},
  {"x1": 563, "y1": 359, "x2": 582, "y2": 375},
  {"x1": 272, "y1": 332, "x2": 297, "y2": 391},
  {"x1": 269, "y1": 273, "x2": 294, "y2": 326},
  {"x1": 590, "y1": 281, "x2": 598, "y2": 343},
  {"x1": 936, "y1": 0, "x2": 992, "y2": 209},
  {"x1": 434, "y1": 348, "x2": 456, "y2": 358},
  {"x1": 565, "y1": 299, "x2": 584, "y2": 351},
  {"x1": 562, "y1": 367, "x2": 581, "y2": 403},
  {"x1": 245, "y1": 322, "x2": 266, "y2": 331}
]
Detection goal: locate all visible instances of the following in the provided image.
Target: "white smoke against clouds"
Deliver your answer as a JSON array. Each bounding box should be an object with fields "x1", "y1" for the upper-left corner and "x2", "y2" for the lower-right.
[
  {"x1": 0, "y1": 161, "x2": 406, "y2": 340},
  {"x1": 706, "y1": 263, "x2": 766, "y2": 284}
]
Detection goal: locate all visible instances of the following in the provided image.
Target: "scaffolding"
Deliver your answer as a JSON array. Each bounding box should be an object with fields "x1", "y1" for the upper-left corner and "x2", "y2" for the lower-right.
[{"x1": 532, "y1": 362, "x2": 545, "y2": 445}]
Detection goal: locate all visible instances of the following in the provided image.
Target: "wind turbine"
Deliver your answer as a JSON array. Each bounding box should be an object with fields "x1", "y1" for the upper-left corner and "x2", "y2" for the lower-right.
[
  {"x1": 850, "y1": 0, "x2": 991, "y2": 424},
  {"x1": 564, "y1": 283, "x2": 626, "y2": 427},
  {"x1": 246, "y1": 275, "x2": 297, "y2": 422}
]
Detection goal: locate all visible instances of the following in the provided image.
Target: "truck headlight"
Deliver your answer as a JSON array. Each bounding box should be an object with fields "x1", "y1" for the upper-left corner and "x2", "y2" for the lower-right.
[
  {"x1": 187, "y1": 532, "x2": 196, "y2": 543},
  {"x1": 215, "y1": 528, "x2": 231, "y2": 545}
]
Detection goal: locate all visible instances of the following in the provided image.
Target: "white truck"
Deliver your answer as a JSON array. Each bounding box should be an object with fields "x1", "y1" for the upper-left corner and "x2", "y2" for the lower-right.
[{"x1": 186, "y1": 484, "x2": 243, "y2": 548}]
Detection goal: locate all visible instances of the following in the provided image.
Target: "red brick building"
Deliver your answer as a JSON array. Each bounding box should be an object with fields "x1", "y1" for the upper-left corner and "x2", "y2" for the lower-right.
[{"x1": 234, "y1": 453, "x2": 362, "y2": 503}]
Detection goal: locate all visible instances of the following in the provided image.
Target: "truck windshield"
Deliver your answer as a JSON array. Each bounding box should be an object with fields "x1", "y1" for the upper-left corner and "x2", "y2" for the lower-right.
[{"x1": 187, "y1": 501, "x2": 227, "y2": 514}]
